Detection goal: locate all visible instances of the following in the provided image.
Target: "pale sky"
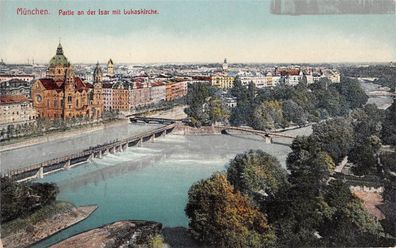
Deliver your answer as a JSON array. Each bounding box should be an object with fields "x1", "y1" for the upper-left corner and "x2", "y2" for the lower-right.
[{"x1": 0, "y1": 0, "x2": 395, "y2": 64}]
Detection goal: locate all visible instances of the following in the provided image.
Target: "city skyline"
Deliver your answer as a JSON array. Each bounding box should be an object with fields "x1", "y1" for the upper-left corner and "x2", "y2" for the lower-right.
[{"x1": 1, "y1": 0, "x2": 396, "y2": 64}]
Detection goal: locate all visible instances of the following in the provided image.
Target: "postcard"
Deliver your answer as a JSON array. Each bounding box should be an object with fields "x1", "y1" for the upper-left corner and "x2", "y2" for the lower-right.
[{"x1": 0, "y1": 1, "x2": 395, "y2": 247}]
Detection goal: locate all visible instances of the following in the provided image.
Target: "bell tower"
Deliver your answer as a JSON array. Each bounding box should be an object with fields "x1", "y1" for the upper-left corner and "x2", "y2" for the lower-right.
[{"x1": 92, "y1": 62, "x2": 104, "y2": 118}]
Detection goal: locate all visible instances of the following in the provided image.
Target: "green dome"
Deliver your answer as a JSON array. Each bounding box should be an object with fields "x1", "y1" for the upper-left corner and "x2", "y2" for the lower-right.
[{"x1": 49, "y1": 43, "x2": 70, "y2": 67}]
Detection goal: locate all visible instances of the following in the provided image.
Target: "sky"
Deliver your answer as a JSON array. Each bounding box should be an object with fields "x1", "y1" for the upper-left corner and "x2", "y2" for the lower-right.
[{"x1": 0, "y1": 0, "x2": 395, "y2": 64}]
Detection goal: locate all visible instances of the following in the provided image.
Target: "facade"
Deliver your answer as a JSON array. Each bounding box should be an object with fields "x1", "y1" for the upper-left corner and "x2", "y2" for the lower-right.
[
  {"x1": 102, "y1": 83, "x2": 113, "y2": 111},
  {"x1": 240, "y1": 76, "x2": 267, "y2": 88},
  {"x1": 165, "y1": 81, "x2": 187, "y2": 101},
  {"x1": 111, "y1": 81, "x2": 129, "y2": 111},
  {"x1": 211, "y1": 75, "x2": 234, "y2": 89},
  {"x1": 31, "y1": 44, "x2": 103, "y2": 120},
  {"x1": 0, "y1": 95, "x2": 37, "y2": 127},
  {"x1": 149, "y1": 82, "x2": 166, "y2": 104},
  {"x1": 129, "y1": 82, "x2": 151, "y2": 110},
  {"x1": 0, "y1": 79, "x2": 32, "y2": 98}
]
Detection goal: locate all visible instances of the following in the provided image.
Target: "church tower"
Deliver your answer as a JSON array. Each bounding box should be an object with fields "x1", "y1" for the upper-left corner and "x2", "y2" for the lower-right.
[
  {"x1": 47, "y1": 43, "x2": 71, "y2": 81},
  {"x1": 107, "y1": 59, "x2": 114, "y2": 77},
  {"x1": 222, "y1": 58, "x2": 228, "y2": 71},
  {"x1": 92, "y1": 62, "x2": 104, "y2": 118}
]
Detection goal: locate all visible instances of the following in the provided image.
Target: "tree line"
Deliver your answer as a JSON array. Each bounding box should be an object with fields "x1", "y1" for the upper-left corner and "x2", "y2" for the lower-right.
[{"x1": 184, "y1": 99, "x2": 396, "y2": 247}]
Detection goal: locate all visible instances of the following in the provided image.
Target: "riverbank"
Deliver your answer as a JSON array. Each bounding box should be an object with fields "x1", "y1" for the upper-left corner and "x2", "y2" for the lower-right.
[
  {"x1": 0, "y1": 119, "x2": 128, "y2": 153},
  {"x1": 1, "y1": 202, "x2": 97, "y2": 248},
  {"x1": 51, "y1": 220, "x2": 163, "y2": 248}
]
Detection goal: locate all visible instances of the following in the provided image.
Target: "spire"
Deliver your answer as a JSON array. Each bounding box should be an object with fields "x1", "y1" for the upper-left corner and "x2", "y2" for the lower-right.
[{"x1": 56, "y1": 43, "x2": 64, "y2": 55}]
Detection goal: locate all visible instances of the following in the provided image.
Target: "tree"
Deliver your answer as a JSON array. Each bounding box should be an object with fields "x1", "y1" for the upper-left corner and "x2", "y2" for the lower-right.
[
  {"x1": 230, "y1": 77, "x2": 255, "y2": 126},
  {"x1": 349, "y1": 135, "x2": 381, "y2": 176},
  {"x1": 319, "y1": 180, "x2": 387, "y2": 247},
  {"x1": 252, "y1": 100, "x2": 285, "y2": 130},
  {"x1": 287, "y1": 136, "x2": 335, "y2": 195},
  {"x1": 185, "y1": 173, "x2": 276, "y2": 248},
  {"x1": 336, "y1": 77, "x2": 368, "y2": 109},
  {"x1": 208, "y1": 97, "x2": 229, "y2": 124},
  {"x1": 1, "y1": 177, "x2": 59, "y2": 223},
  {"x1": 282, "y1": 99, "x2": 307, "y2": 126},
  {"x1": 227, "y1": 150, "x2": 288, "y2": 199},
  {"x1": 382, "y1": 101, "x2": 396, "y2": 146},
  {"x1": 184, "y1": 83, "x2": 213, "y2": 126},
  {"x1": 311, "y1": 118, "x2": 355, "y2": 163}
]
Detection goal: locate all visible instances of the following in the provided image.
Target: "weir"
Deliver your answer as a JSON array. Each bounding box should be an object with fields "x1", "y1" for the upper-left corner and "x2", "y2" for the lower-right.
[{"x1": 2, "y1": 123, "x2": 176, "y2": 182}]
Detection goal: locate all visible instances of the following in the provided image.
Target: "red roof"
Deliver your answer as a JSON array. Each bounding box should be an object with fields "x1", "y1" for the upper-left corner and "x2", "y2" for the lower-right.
[
  {"x1": 0, "y1": 95, "x2": 30, "y2": 105},
  {"x1": 38, "y1": 77, "x2": 89, "y2": 92},
  {"x1": 39, "y1": 78, "x2": 62, "y2": 90}
]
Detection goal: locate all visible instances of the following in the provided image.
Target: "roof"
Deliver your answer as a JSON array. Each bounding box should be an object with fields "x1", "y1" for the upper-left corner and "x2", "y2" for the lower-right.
[
  {"x1": 49, "y1": 43, "x2": 70, "y2": 67},
  {"x1": 38, "y1": 77, "x2": 89, "y2": 92},
  {"x1": 0, "y1": 95, "x2": 30, "y2": 105}
]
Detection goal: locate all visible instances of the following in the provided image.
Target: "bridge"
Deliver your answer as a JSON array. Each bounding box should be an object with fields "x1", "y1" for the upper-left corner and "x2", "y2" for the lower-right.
[
  {"x1": 367, "y1": 91, "x2": 396, "y2": 97},
  {"x1": 128, "y1": 116, "x2": 189, "y2": 124},
  {"x1": 2, "y1": 123, "x2": 176, "y2": 182},
  {"x1": 128, "y1": 116, "x2": 297, "y2": 143},
  {"x1": 215, "y1": 125, "x2": 296, "y2": 143}
]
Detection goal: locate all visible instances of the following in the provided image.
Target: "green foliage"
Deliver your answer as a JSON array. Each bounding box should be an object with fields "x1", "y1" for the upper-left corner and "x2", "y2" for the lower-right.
[
  {"x1": 349, "y1": 135, "x2": 381, "y2": 176},
  {"x1": 0, "y1": 177, "x2": 59, "y2": 223},
  {"x1": 252, "y1": 100, "x2": 286, "y2": 130},
  {"x1": 229, "y1": 77, "x2": 255, "y2": 126},
  {"x1": 336, "y1": 77, "x2": 368, "y2": 109},
  {"x1": 227, "y1": 150, "x2": 288, "y2": 198},
  {"x1": 382, "y1": 101, "x2": 396, "y2": 146},
  {"x1": 185, "y1": 83, "x2": 228, "y2": 126},
  {"x1": 208, "y1": 97, "x2": 229, "y2": 124},
  {"x1": 230, "y1": 76, "x2": 367, "y2": 130},
  {"x1": 282, "y1": 99, "x2": 307, "y2": 126},
  {"x1": 184, "y1": 83, "x2": 212, "y2": 126},
  {"x1": 311, "y1": 118, "x2": 355, "y2": 163},
  {"x1": 319, "y1": 180, "x2": 386, "y2": 247},
  {"x1": 185, "y1": 173, "x2": 276, "y2": 248}
]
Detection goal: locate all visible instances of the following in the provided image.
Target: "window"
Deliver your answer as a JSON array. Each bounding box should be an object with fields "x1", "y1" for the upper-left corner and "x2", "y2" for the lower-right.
[
  {"x1": 54, "y1": 100, "x2": 58, "y2": 108},
  {"x1": 68, "y1": 96, "x2": 72, "y2": 103},
  {"x1": 76, "y1": 99, "x2": 79, "y2": 107}
]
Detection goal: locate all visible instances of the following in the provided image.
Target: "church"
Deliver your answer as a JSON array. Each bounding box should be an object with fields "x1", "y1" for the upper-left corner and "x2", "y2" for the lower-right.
[{"x1": 32, "y1": 43, "x2": 104, "y2": 120}]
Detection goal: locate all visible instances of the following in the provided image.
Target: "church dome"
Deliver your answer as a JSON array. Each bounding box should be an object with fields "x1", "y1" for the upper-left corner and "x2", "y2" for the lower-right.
[{"x1": 49, "y1": 43, "x2": 70, "y2": 67}]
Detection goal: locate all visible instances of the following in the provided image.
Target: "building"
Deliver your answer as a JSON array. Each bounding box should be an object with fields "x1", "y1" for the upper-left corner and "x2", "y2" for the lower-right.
[
  {"x1": 0, "y1": 95, "x2": 37, "y2": 128},
  {"x1": 129, "y1": 81, "x2": 151, "y2": 110},
  {"x1": 102, "y1": 83, "x2": 113, "y2": 111},
  {"x1": 111, "y1": 81, "x2": 129, "y2": 112},
  {"x1": 211, "y1": 74, "x2": 234, "y2": 89},
  {"x1": 107, "y1": 59, "x2": 115, "y2": 77},
  {"x1": 240, "y1": 76, "x2": 267, "y2": 88},
  {"x1": 165, "y1": 80, "x2": 188, "y2": 101},
  {"x1": 0, "y1": 79, "x2": 32, "y2": 98},
  {"x1": 31, "y1": 43, "x2": 103, "y2": 120},
  {"x1": 149, "y1": 82, "x2": 166, "y2": 104}
]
